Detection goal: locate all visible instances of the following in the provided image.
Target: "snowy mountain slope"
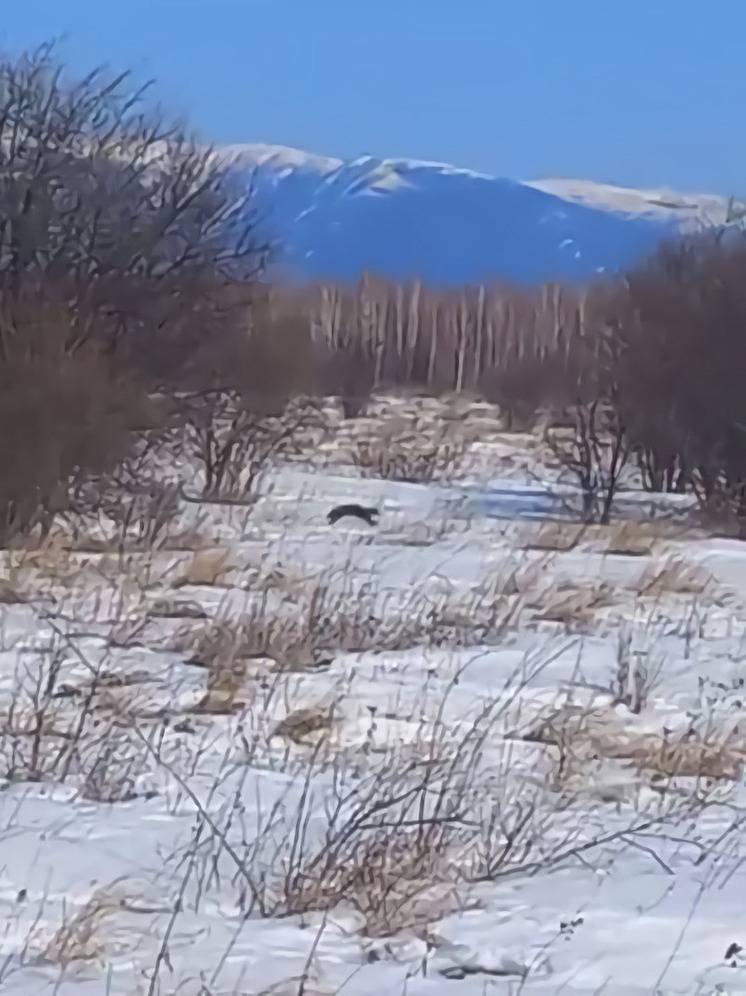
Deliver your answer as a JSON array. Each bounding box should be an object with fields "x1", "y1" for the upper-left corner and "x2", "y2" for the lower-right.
[
  {"x1": 222, "y1": 143, "x2": 727, "y2": 285},
  {"x1": 527, "y1": 176, "x2": 734, "y2": 227}
]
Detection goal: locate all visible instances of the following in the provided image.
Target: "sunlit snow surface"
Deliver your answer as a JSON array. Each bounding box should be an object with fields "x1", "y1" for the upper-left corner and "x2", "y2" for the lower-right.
[{"x1": 0, "y1": 398, "x2": 745, "y2": 994}]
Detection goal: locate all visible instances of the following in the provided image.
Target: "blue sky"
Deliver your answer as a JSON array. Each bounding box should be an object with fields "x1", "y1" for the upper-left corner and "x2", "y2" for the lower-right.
[{"x1": 1, "y1": 0, "x2": 744, "y2": 194}]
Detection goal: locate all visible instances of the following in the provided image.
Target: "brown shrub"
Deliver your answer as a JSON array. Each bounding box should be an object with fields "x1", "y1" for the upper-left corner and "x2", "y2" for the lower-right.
[
  {"x1": 0, "y1": 340, "x2": 154, "y2": 545},
  {"x1": 608, "y1": 234, "x2": 746, "y2": 513},
  {"x1": 0, "y1": 44, "x2": 268, "y2": 383}
]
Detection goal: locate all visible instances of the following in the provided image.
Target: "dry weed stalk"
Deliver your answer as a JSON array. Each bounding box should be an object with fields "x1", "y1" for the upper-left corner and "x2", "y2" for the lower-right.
[{"x1": 610, "y1": 625, "x2": 662, "y2": 714}]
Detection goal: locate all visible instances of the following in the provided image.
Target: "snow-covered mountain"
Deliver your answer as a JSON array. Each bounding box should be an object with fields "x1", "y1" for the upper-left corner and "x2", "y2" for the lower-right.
[{"x1": 225, "y1": 143, "x2": 731, "y2": 286}]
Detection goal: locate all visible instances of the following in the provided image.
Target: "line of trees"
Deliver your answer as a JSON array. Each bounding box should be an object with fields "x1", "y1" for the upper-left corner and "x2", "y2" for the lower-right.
[{"x1": 265, "y1": 237, "x2": 746, "y2": 528}]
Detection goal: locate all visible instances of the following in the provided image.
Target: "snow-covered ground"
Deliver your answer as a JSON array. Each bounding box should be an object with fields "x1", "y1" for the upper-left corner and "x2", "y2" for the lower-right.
[{"x1": 0, "y1": 396, "x2": 745, "y2": 995}]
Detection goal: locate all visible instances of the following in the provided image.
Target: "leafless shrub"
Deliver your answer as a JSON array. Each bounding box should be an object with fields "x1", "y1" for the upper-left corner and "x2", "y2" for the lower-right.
[
  {"x1": 544, "y1": 401, "x2": 630, "y2": 524},
  {"x1": 0, "y1": 43, "x2": 267, "y2": 379},
  {"x1": 0, "y1": 40, "x2": 278, "y2": 547},
  {"x1": 149, "y1": 663, "x2": 716, "y2": 948},
  {"x1": 222, "y1": 709, "x2": 500, "y2": 934},
  {"x1": 181, "y1": 392, "x2": 326, "y2": 501},
  {"x1": 607, "y1": 235, "x2": 746, "y2": 523},
  {"x1": 93, "y1": 481, "x2": 182, "y2": 555},
  {"x1": 0, "y1": 635, "x2": 87, "y2": 783},
  {"x1": 0, "y1": 623, "x2": 157, "y2": 797}
]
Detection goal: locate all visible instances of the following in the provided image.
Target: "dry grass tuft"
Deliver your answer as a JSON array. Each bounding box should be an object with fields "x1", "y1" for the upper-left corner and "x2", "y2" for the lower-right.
[
  {"x1": 173, "y1": 547, "x2": 240, "y2": 587},
  {"x1": 270, "y1": 705, "x2": 336, "y2": 744},
  {"x1": 183, "y1": 618, "x2": 264, "y2": 667},
  {"x1": 0, "y1": 577, "x2": 28, "y2": 604},
  {"x1": 601, "y1": 521, "x2": 657, "y2": 557},
  {"x1": 37, "y1": 884, "x2": 127, "y2": 968},
  {"x1": 351, "y1": 416, "x2": 472, "y2": 484},
  {"x1": 4, "y1": 536, "x2": 77, "y2": 585},
  {"x1": 520, "y1": 521, "x2": 587, "y2": 552},
  {"x1": 637, "y1": 555, "x2": 713, "y2": 596},
  {"x1": 614, "y1": 735, "x2": 743, "y2": 780},
  {"x1": 520, "y1": 704, "x2": 742, "y2": 781},
  {"x1": 532, "y1": 581, "x2": 613, "y2": 628},
  {"x1": 194, "y1": 658, "x2": 251, "y2": 714}
]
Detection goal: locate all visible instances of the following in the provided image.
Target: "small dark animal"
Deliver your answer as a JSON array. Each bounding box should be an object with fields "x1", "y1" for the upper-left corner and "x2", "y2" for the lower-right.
[{"x1": 327, "y1": 503, "x2": 379, "y2": 527}]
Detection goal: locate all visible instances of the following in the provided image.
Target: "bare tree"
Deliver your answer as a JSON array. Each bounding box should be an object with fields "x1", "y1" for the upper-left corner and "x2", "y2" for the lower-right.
[
  {"x1": 545, "y1": 400, "x2": 630, "y2": 524},
  {"x1": 0, "y1": 42, "x2": 277, "y2": 542},
  {"x1": 0, "y1": 42, "x2": 268, "y2": 383},
  {"x1": 609, "y1": 233, "x2": 746, "y2": 529}
]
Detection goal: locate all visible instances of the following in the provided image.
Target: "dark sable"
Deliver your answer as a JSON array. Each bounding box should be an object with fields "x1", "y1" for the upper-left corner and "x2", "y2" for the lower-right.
[{"x1": 327, "y1": 504, "x2": 379, "y2": 526}]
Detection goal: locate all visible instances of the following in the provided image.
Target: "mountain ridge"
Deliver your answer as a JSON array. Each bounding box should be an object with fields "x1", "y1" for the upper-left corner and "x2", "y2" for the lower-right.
[{"x1": 223, "y1": 143, "x2": 731, "y2": 285}]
